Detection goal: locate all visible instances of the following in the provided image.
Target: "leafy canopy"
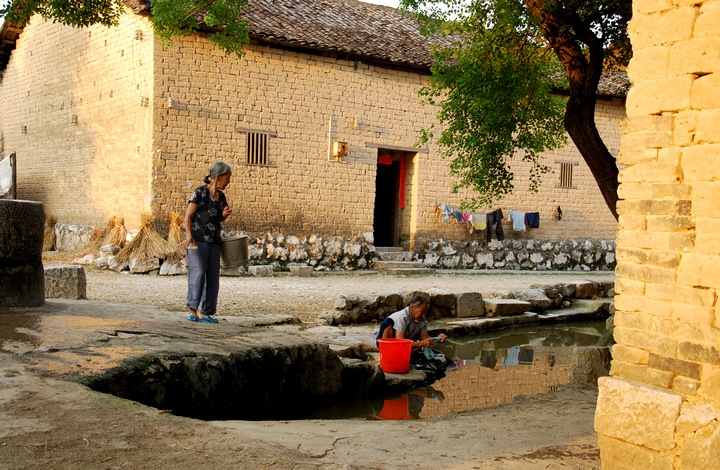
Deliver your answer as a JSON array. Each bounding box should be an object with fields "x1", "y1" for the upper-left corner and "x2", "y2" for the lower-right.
[
  {"x1": 0, "y1": 0, "x2": 250, "y2": 57},
  {"x1": 404, "y1": 0, "x2": 630, "y2": 211}
]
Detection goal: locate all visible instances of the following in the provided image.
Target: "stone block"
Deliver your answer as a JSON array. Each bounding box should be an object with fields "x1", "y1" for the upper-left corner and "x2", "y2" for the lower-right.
[
  {"x1": 0, "y1": 200, "x2": 45, "y2": 307},
  {"x1": 597, "y1": 435, "x2": 673, "y2": 470},
  {"x1": 44, "y1": 264, "x2": 86, "y2": 300},
  {"x1": 289, "y1": 265, "x2": 313, "y2": 277},
  {"x1": 455, "y1": 292, "x2": 484, "y2": 318},
  {"x1": 679, "y1": 410, "x2": 720, "y2": 468},
  {"x1": 571, "y1": 346, "x2": 611, "y2": 385},
  {"x1": 249, "y1": 265, "x2": 274, "y2": 277},
  {"x1": 483, "y1": 298, "x2": 531, "y2": 317},
  {"x1": 512, "y1": 288, "x2": 552, "y2": 311},
  {"x1": 595, "y1": 377, "x2": 682, "y2": 450},
  {"x1": 129, "y1": 257, "x2": 160, "y2": 274}
]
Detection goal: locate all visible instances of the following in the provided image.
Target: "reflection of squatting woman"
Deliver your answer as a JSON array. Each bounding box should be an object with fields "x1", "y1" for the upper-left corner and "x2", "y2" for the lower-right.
[{"x1": 180, "y1": 161, "x2": 233, "y2": 324}]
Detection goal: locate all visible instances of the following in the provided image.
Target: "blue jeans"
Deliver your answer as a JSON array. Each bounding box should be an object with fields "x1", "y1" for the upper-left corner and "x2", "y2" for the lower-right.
[{"x1": 186, "y1": 242, "x2": 221, "y2": 315}]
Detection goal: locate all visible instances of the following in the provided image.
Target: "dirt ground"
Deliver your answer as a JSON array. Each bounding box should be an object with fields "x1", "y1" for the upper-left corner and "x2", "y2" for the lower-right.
[{"x1": 0, "y1": 263, "x2": 614, "y2": 469}]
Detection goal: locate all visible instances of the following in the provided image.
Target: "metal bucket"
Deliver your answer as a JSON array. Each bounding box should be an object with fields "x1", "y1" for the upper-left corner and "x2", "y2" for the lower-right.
[{"x1": 220, "y1": 235, "x2": 248, "y2": 267}]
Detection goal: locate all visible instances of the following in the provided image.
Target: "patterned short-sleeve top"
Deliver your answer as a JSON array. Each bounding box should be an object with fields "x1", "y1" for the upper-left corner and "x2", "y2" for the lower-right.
[{"x1": 188, "y1": 185, "x2": 228, "y2": 244}]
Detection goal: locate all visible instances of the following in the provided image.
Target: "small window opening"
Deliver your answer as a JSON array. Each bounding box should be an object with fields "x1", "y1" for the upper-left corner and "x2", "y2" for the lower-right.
[
  {"x1": 247, "y1": 132, "x2": 269, "y2": 165},
  {"x1": 558, "y1": 162, "x2": 575, "y2": 189}
]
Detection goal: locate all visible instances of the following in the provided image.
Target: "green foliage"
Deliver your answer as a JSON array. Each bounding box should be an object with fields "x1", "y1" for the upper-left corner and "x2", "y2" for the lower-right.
[
  {"x1": 0, "y1": 0, "x2": 250, "y2": 58},
  {"x1": 151, "y1": 0, "x2": 249, "y2": 57},
  {"x1": 1, "y1": 0, "x2": 123, "y2": 28},
  {"x1": 404, "y1": 0, "x2": 630, "y2": 210}
]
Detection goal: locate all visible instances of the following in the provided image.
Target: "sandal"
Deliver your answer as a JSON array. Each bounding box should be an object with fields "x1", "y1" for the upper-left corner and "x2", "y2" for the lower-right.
[
  {"x1": 198, "y1": 316, "x2": 218, "y2": 323},
  {"x1": 187, "y1": 315, "x2": 199, "y2": 322}
]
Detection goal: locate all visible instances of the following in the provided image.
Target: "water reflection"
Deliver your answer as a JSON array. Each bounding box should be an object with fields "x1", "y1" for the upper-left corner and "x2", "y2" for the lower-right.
[{"x1": 309, "y1": 321, "x2": 606, "y2": 420}]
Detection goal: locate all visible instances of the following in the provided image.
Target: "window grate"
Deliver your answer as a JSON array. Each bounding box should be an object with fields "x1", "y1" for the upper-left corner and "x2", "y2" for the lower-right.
[
  {"x1": 246, "y1": 132, "x2": 269, "y2": 165},
  {"x1": 559, "y1": 162, "x2": 574, "y2": 188}
]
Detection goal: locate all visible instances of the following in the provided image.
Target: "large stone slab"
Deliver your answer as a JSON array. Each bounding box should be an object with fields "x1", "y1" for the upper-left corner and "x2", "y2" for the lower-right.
[
  {"x1": 483, "y1": 298, "x2": 531, "y2": 317},
  {"x1": 595, "y1": 376, "x2": 682, "y2": 450},
  {"x1": 0, "y1": 200, "x2": 45, "y2": 307},
  {"x1": 289, "y1": 265, "x2": 314, "y2": 277},
  {"x1": 44, "y1": 264, "x2": 86, "y2": 300},
  {"x1": 249, "y1": 265, "x2": 274, "y2": 277},
  {"x1": 456, "y1": 292, "x2": 485, "y2": 318}
]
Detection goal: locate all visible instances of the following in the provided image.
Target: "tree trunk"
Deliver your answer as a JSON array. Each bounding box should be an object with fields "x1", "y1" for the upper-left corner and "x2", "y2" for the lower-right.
[{"x1": 525, "y1": 0, "x2": 620, "y2": 220}]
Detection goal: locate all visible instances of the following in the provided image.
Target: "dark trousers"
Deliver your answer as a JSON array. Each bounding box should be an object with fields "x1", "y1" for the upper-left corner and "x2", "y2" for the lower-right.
[{"x1": 486, "y1": 209, "x2": 505, "y2": 242}]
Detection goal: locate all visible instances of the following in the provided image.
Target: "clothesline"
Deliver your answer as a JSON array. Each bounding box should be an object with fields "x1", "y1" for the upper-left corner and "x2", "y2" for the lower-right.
[{"x1": 436, "y1": 203, "x2": 541, "y2": 238}]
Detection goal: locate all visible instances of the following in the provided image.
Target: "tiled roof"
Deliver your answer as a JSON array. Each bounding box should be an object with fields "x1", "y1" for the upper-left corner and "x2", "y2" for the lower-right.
[
  {"x1": 0, "y1": 0, "x2": 628, "y2": 96},
  {"x1": 243, "y1": 0, "x2": 449, "y2": 69}
]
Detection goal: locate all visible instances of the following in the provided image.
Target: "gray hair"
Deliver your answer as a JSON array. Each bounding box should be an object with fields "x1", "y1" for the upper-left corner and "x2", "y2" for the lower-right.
[
  {"x1": 409, "y1": 295, "x2": 429, "y2": 308},
  {"x1": 204, "y1": 161, "x2": 232, "y2": 184}
]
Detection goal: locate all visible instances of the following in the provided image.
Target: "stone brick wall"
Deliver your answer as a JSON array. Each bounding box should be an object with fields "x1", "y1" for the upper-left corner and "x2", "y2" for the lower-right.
[
  {"x1": 1, "y1": 9, "x2": 618, "y2": 244},
  {"x1": 595, "y1": 1, "x2": 720, "y2": 467},
  {"x1": 151, "y1": 34, "x2": 619, "y2": 242},
  {"x1": 0, "y1": 11, "x2": 155, "y2": 229}
]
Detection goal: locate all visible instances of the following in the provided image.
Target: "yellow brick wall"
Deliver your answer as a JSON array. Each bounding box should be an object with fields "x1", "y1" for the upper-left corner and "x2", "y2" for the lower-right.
[
  {"x1": 1, "y1": 10, "x2": 619, "y2": 240},
  {"x1": 595, "y1": 1, "x2": 720, "y2": 467},
  {"x1": 151, "y1": 34, "x2": 619, "y2": 240},
  {"x1": 0, "y1": 11, "x2": 155, "y2": 229}
]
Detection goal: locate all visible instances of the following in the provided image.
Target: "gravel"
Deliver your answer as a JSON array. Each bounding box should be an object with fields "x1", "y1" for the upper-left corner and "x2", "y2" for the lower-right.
[{"x1": 83, "y1": 268, "x2": 615, "y2": 323}]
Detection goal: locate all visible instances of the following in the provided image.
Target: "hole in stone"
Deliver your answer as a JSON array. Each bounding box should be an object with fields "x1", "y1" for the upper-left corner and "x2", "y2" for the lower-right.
[{"x1": 80, "y1": 321, "x2": 609, "y2": 421}]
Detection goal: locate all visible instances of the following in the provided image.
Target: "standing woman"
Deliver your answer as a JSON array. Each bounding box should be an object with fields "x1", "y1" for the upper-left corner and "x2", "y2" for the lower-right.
[{"x1": 180, "y1": 161, "x2": 233, "y2": 323}]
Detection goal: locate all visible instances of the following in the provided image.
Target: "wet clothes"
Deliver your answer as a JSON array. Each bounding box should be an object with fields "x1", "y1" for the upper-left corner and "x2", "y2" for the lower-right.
[
  {"x1": 486, "y1": 208, "x2": 505, "y2": 242},
  {"x1": 188, "y1": 185, "x2": 228, "y2": 244},
  {"x1": 376, "y1": 307, "x2": 428, "y2": 345}
]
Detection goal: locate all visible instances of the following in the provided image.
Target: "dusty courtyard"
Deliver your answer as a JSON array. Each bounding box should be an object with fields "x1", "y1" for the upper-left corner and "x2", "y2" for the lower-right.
[{"x1": 0, "y1": 267, "x2": 614, "y2": 469}]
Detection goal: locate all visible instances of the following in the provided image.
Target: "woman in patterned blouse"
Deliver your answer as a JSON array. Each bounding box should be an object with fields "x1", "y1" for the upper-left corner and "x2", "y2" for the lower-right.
[{"x1": 180, "y1": 161, "x2": 233, "y2": 323}]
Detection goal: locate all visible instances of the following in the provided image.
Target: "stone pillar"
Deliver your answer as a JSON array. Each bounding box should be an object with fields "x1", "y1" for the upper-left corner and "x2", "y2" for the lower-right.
[
  {"x1": 0, "y1": 200, "x2": 45, "y2": 307},
  {"x1": 595, "y1": 1, "x2": 720, "y2": 468}
]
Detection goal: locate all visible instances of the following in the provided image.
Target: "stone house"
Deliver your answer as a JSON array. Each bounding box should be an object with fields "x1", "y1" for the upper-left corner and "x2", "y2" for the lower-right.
[
  {"x1": 0, "y1": 0, "x2": 623, "y2": 269},
  {"x1": 594, "y1": 0, "x2": 720, "y2": 467}
]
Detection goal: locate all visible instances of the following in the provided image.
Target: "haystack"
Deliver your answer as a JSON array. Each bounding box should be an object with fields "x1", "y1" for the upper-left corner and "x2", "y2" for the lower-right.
[
  {"x1": 167, "y1": 211, "x2": 185, "y2": 246},
  {"x1": 115, "y1": 213, "x2": 184, "y2": 263},
  {"x1": 42, "y1": 216, "x2": 57, "y2": 251},
  {"x1": 79, "y1": 216, "x2": 126, "y2": 256}
]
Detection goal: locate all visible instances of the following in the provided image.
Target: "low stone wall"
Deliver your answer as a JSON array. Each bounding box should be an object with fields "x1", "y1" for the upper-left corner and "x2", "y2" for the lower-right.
[
  {"x1": 415, "y1": 239, "x2": 616, "y2": 271},
  {"x1": 321, "y1": 280, "x2": 615, "y2": 326},
  {"x1": 54, "y1": 224, "x2": 615, "y2": 272}
]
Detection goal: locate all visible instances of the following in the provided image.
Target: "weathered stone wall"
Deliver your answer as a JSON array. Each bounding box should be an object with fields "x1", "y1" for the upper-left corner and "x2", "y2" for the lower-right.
[
  {"x1": 0, "y1": 10, "x2": 155, "y2": 229},
  {"x1": 595, "y1": 1, "x2": 720, "y2": 467},
  {"x1": 415, "y1": 238, "x2": 616, "y2": 271},
  {"x1": 151, "y1": 33, "x2": 618, "y2": 242},
  {"x1": 2, "y1": 9, "x2": 618, "y2": 239}
]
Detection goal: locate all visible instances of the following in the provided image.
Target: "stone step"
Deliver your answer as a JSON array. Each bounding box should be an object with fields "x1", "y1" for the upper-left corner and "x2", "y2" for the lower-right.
[
  {"x1": 375, "y1": 251, "x2": 415, "y2": 262},
  {"x1": 483, "y1": 298, "x2": 532, "y2": 317},
  {"x1": 374, "y1": 260, "x2": 427, "y2": 270},
  {"x1": 538, "y1": 299, "x2": 612, "y2": 323},
  {"x1": 374, "y1": 246, "x2": 403, "y2": 253}
]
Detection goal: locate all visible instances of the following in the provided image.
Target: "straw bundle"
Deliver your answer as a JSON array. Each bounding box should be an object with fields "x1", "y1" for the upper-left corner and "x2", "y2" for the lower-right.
[
  {"x1": 167, "y1": 211, "x2": 185, "y2": 246},
  {"x1": 78, "y1": 216, "x2": 126, "y2": 256},
  {"x1": 42, "y1": 216, "x2": 57, "y2": 251},
  {"x1": 115, "y1": 213, "x2": 184, "y2": 263}
]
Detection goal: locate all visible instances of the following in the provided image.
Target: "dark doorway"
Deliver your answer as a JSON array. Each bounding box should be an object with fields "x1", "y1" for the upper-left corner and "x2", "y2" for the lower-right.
[{"x1": 373, "y1": 159, "x2": 400, "y2": 247}]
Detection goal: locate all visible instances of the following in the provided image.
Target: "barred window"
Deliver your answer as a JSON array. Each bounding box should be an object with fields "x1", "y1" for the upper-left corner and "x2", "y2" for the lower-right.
[
  {"x1": 557, "y1": 161, "x2": 577, "y2": 189},
  {"x1": 238, "y1": 129, "x2": 277, "y2": 166},
  {"x1": 247, "y1": 132, "x2": 269, "y2": 165}
]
